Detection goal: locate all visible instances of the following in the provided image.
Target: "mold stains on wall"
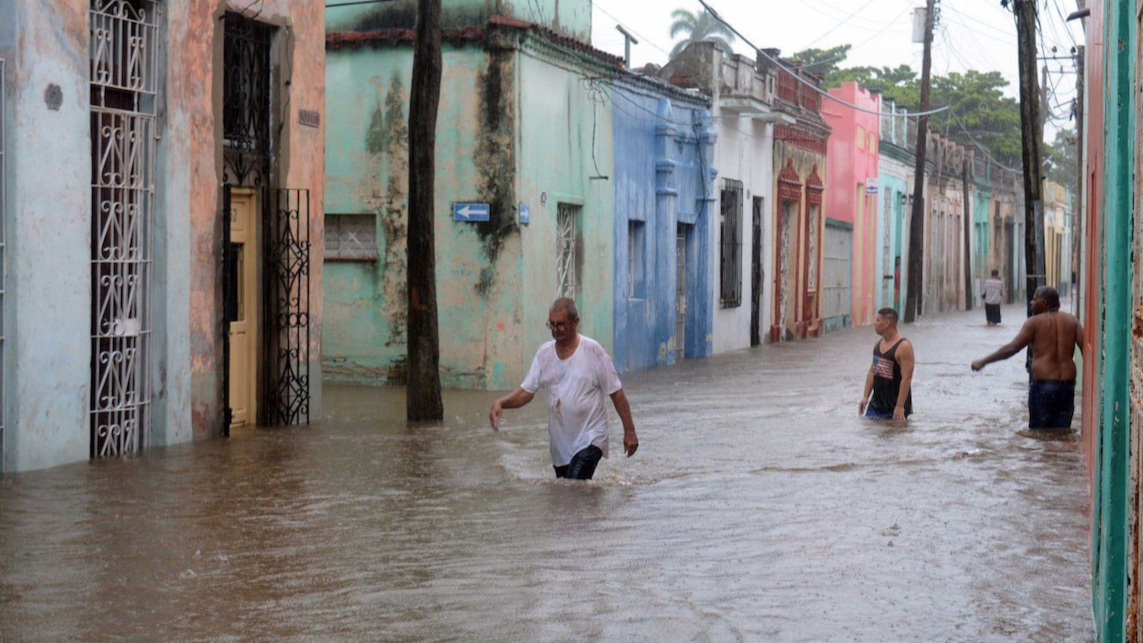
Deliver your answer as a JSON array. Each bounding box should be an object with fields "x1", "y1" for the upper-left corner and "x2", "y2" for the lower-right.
[
  {"x1": 338, "y1": 1, "x2": 491, "y2": 34},
  {"x1": 472, "y1": 45, "x2": 518, "y2": 294},
  {"x1": 379, "y1": 76, "x2": 410, "y2": 345}
]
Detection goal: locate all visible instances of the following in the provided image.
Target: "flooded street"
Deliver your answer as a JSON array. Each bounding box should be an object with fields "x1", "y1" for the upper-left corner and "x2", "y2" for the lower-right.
[{"x1": 0, "y1": 304, "x2": 1092, "y2": 642}]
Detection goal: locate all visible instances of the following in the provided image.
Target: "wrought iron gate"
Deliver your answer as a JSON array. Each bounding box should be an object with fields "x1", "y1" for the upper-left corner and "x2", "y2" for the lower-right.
[
  {"x1": 556, "y1": 203, "x2": 578, "y2": 299},
  {"x1": 89, "y1": 0, "x2": 157, "y2": 457},
  {"x1": 262, "y1": 189, "x2": 310, "y2": 426}
]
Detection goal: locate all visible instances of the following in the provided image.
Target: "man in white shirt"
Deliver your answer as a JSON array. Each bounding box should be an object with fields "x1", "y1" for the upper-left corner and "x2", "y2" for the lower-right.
[
  {"x1": 489, "y1": 298, "x2": 639, "y2": 479},
  {"x1": 983, "y1": 269, "x2": 1003, "y2": 326}
]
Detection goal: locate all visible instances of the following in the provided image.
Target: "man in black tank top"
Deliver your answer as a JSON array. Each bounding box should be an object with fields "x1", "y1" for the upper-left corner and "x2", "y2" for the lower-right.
[{"x1": 860, "y1": 308, "x2": 915, "y2": 421}]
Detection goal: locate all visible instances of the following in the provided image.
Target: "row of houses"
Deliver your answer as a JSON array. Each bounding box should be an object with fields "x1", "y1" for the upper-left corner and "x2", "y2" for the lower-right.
[
  {"x1": 321, "y1": 1, "x2": 1073, "y2": 394},
  {"x1": 0, "y1": 0, "x2": 1074, "y2": 473}
]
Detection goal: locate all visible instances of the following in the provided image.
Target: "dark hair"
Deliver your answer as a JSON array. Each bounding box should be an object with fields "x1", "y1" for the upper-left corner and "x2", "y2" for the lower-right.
[
  {"x1": 1034, "y1": 286, "x2": 1060, "y2": 310},
  {"x1": 991, "y1": 269, "x2": 999, "y2": 277},
  {"x1": 877, "y1": 307, "x2": 899, "y2": 324}
]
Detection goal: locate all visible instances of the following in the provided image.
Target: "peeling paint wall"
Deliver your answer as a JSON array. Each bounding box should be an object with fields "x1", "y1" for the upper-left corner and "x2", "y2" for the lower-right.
[
  {"x1": 610, "y1": 84, "x2": 713, "y2": 372},
  {"x1": 1, "y1": 0, "x2": 92, "y2": 471},
  {"x1": 324, "y1": 44, "x2": 531, "y2": 390},
  {"x1": 325, "y1": 0, "x2": 591, "y2": 43},
  {"x1": 1, "y1": 0, "x2": 325, "y2": 472}
]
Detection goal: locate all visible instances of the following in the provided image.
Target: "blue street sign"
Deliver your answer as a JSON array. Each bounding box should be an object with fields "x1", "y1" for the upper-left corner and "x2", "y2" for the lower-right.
[
  {"x1": 452, "y1": 202, "x2": 490, "y2": 222},
  {"x1": 519, "y1": 203, "x2": 530, "y2": 224}
]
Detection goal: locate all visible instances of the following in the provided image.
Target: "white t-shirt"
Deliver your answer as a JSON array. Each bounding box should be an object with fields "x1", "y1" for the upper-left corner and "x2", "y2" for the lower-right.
[
  {"x1": 983, "y1": 278, "x2": 1003, "y2": 305},
  {"x1": 520, "y1": 335, "x2": 623, "y2": 467}
]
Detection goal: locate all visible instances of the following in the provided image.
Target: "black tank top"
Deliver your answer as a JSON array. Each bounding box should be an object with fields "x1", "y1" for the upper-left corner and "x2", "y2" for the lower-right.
[{"x1": 870, "y1": 338, "x2": 912, "y2": 416}]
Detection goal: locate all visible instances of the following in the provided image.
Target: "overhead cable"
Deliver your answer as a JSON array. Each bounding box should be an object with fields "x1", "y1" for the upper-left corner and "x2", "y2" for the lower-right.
[{"x1": 697, "y1": 0, "x2": 952, "y2": 118}]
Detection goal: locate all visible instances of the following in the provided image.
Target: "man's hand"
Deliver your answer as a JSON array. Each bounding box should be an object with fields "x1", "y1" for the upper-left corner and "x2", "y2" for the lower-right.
[
  {"x1": 893, "y1": 406, "x2": 907, "y2": 422},
  {"x1": 624, "y1": 431, "x2": 639, "y2": 457},
  {"x1": 859, "y1": 398, "x2": 868, "y2": 415},
  {"x1": 971, "y1": 359, "x2": 985, "y2": 372},
  {"x1": 489, "y1": 401, "x2": 503, "y2": 431}
]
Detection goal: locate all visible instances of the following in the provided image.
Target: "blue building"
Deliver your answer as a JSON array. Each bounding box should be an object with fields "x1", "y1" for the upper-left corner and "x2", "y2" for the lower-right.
[{"x1": 610, "y1": 74, "x2": 716, "y2": 372}]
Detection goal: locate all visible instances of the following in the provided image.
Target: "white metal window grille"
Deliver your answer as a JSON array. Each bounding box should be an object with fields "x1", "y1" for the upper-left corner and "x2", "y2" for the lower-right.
[
  {"x1": 807, "y1": 204, "x2": 820, "y2": 291},
  {"x1": 556, "y1": 203, "x2": 579, "y2": 299},
  {"x1": 325, "y1": 214, "x2": 378, "y2": 261},
  {"x1": 0, "y1": 58, "x2": 6, "y2": 470},
  {"x1": 720, "y1": 179, "x2": 743, "y2": 307},
  {"x1": 89, "y1": 0, "x2": 157, "y2": 457}
]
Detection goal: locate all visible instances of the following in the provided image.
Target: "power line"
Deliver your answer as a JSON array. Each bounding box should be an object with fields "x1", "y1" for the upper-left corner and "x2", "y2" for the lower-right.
[{"x1": 697, "y1": 0, "x2": 952, "y2": 118}]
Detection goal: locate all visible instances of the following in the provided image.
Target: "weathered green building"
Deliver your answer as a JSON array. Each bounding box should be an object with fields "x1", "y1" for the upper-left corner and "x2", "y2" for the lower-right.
[{"x1": 323, "y1": 0, "x2": 619, "y2": 390}]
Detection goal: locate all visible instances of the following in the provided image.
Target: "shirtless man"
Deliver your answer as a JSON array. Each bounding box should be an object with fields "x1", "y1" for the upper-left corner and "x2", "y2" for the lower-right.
[{"x1": 971, "y1": 286, "x2": 1084, "y2": 429}]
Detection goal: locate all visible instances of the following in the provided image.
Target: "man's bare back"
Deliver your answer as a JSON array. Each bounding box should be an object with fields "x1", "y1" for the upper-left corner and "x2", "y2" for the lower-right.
[
  {"x1": 1024, "y1": 311, "x2": 1082, "y2": 380},
  {"x1": 971, "y1": 290, "x2": 1084, "y2": 378}
]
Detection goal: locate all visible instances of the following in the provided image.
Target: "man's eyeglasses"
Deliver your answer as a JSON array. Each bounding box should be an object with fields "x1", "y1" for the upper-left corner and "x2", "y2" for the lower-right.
[{"x1": 546, "y1": 319, "x2": 576, "y2": 331}]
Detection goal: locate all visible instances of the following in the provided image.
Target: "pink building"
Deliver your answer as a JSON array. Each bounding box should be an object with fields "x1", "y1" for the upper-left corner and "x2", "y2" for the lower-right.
[{"x1": 823, "y1": 82, "x2": 881, "y2": 327}]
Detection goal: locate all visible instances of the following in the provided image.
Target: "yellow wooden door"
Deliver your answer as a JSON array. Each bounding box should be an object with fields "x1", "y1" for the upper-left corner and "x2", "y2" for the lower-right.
[{"x1": 228, "y1": 189, "x2": 258, "y2": 429}]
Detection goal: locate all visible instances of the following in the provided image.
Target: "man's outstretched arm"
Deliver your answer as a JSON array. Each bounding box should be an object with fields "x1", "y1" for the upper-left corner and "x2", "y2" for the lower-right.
[
  {"x1": 610, "y1": 389, "x2": 638, "y2": 457},
  {"x1": 972, "y1": 320, "x2": 1035, "y2": 371},
  {"x1": 489, "y1": 388, "x2": 534, "y2": 430}
]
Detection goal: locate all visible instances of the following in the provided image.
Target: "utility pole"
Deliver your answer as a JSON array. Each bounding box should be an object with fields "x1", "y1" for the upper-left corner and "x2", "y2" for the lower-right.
[
  {"x1": 1073, "y1": 45, "x2": 1083, "y2": 310},
  {"x1": 904, "y1": 0, "x2": 936, "y2": 323},
  {"x1": 406, "y1": 0, "x2": 444, "y2": 421},
  {"x1": 1015, "y1": 0, "x2": 1046, "y2": 313},
  {"x1": 963, "y1": 154, "x2": 973, "y2": 311}
]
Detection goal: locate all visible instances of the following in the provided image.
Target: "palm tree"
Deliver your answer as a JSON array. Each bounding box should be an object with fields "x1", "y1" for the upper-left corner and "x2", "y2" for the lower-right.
[{"x1": 669, "y1": 8, "x2": 735, "y2": 58}]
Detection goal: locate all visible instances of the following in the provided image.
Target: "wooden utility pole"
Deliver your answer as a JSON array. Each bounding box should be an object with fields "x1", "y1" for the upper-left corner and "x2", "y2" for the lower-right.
[
  {"x1": 903, "y1": 0, "x2": 936, "y2": 323},
  {"x1": 1073, "y1": 45, "x2": 1083, "y2": 310},
  {"x1": 1015, "y1": 0, "x2": 1046, "y2": 311},
  {"x1": 963, "y1": 155, "x2": 974, "y2": 311},
  {"x1": 406, "y1": 0, "x2": 444, "y2": 421}
]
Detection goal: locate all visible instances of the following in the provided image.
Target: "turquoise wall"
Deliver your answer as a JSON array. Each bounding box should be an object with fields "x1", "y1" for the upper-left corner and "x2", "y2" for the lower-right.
[
  {"x1": 876, "y1": 170, "x2": 908, "y2": 313},
  {"x1": 323, "y1": 38, "x2": 616, "y2": 390},
  {"x1": 324, "y1": 45, "x2": 526, "y2": 389}
]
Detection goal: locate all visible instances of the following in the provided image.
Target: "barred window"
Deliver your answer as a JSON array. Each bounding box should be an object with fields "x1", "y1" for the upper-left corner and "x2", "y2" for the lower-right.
[
  {"x1": 628, "y1": 220, "x2": 646, "y2": 299},
  {"x1": 720, "y1": 180, "x2": 743, "y2": 307},
  {"x1": 325, "y1": 214, "x2": 378, "y2": 261}
]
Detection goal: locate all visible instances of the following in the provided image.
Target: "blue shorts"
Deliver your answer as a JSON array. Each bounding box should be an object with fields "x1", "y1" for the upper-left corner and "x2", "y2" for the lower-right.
[
  {"x1": 554, "y1": 445, "x2": 603, "y2": 480},
  {"x1": 1028, "y1": 380, "x2": 1075, "y2": 430},
  {"x1": 865, "y1": 406, "x2": 894, "y2": 420}
]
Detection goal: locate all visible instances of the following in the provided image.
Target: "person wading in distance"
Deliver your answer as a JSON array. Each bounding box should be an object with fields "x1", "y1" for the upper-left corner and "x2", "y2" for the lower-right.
[
  {"x1": 489, "y1": 298, "x2": 638, "y2": 480},
  {"x1": 860, "y1": 308, "x2": 915, "y2": 422}
]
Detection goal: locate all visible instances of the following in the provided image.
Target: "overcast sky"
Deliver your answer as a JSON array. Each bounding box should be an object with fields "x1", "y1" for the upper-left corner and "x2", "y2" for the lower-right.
[{"x1": 589, "y1": 0, "x2": 1084, "y2": 139}]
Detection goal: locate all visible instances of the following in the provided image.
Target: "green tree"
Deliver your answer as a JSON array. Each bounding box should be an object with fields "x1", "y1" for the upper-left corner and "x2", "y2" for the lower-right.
[
  {"x1": 669, "y1": 8, "x2": 735, "y2": 58},
  {"x1": 794, "y1": 44, "x2": 1022, "y2": 165},
  {"x1": 1044, "y1": 128, "x2": 1077, "y2": 187}
]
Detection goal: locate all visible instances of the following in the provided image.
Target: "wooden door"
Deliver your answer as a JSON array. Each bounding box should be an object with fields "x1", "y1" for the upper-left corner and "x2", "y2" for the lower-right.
[{"x1": 228, "y1": 189, "x2": 258, "y2": 429}]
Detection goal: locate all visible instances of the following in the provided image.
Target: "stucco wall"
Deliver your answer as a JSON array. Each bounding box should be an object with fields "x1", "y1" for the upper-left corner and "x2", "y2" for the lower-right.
[
  {"x1": 0, "y1": 0, "x2": 325, "y2": 472},
  {"x1": 771, "y1": 141, "x2": 826, "y2": 340},
  {"x1": 323, "y1": 44, "x2": 524, "y2": 389},
  {"x1": 823, "y1": 82, "x2": 880, "y2": 327},
  {"x1": 877, "y1": 152, "x2": 913, "y2": 314},
  {"x1": 515, "y1": 46, "x2": 613, "y2": 375},
  {"x1": 1, "y1": 0, "x2": 92, "y2": 471},
  {"x1": 712, "y1": 106, "x2": 775, "y2": 354},
  {"x1": 326, "y1": 0, "x2": 591, "y2": 43},
  {"x1": 323, "y1": 36, "x2": 612, "y2": 391},
  {"x1": 610, "y1": 85, "x2": 713, "y2": 371}
]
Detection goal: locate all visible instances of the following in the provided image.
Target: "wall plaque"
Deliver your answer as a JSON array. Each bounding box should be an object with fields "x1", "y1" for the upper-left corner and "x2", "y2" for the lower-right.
[{"x1": 299, "y1": 109, "x2": 320, "y2": 128}]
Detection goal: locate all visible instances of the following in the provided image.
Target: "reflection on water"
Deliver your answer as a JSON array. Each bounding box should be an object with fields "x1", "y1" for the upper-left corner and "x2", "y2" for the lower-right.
[{"x1": 0, "y1": 305, "x2": 1091, "y2": 642}]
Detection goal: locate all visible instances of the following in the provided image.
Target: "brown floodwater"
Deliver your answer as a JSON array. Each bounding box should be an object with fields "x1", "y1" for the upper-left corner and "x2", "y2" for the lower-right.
[{"x1": 0, "y1": 304, "x2": 1092, "y2": 642}]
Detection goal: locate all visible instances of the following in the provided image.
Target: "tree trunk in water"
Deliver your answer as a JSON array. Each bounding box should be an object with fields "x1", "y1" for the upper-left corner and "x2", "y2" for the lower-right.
[{"x1": 406, "y1": 0, "x2": 444, "y2": 421}]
